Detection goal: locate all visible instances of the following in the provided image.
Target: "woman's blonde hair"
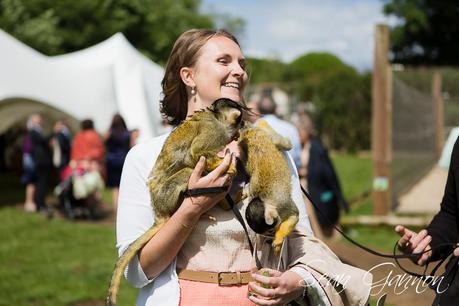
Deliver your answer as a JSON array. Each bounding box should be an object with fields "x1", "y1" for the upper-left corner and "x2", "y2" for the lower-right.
[{"x1": 160, "y1": 29, "x2": 240, "y2": 126}]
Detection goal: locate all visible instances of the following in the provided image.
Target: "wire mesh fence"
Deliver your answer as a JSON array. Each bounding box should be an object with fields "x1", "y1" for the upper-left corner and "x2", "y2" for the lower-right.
[
  {"x1": 390, "y1": 67, "x2": 459, "y2": 209},
  {"x1": 391, "y1": 68, "x2": 437, "y2": 207}
]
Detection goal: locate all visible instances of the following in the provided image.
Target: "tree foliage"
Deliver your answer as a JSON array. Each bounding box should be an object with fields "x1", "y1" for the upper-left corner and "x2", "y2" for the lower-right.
[
  {"x1": 314, "y1": 72, "x2": 371, "y2": 151},
  {"x1": 283, "y1": 53, "x2": 370, "y2": 151},
  {"x1": 0, "y1": 0, "x2": 218, "y2": 64},
  {"x1": 247, "y1": 52, "x2": 371, "y2": 151},
  {"x1": 0, "y1": 0, "x2": 371, "y2": 151},
  {"x1": 246, "y1": 57, "x2": 286, "y2": 84},
  {"x1": 284, "y1": 52, "x2": 357, "y2": 102},
  {"x1": 383, "y1": 0, "x2": 459, "y2": 65}
]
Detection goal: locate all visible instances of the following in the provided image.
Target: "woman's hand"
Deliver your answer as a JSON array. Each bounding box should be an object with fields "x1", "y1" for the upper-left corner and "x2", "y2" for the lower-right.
[
  {"x1": 395, "y1": 225, "x2": 433, "y2": 265},
  {"x1": 396, "y1": 225, "x2": 459, "y2": 266},
  {"x1": 218, "y1": 140, "x2": 241, "y2": 158},
  {"x1": 182, "y1": 152, "x2": 235, "y2": 220},
  {"x1": 247, "y1": 268, "x2": 304, "y2": 305}
]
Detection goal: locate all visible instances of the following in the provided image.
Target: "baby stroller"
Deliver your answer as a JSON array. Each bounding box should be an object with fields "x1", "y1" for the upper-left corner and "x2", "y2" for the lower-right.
[{"x1": 54, "y1": 161, "x2": 105, "y2": 220}]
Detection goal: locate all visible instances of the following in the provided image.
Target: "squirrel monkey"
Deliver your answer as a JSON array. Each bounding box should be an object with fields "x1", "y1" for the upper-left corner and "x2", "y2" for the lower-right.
[
  {"x1": 106, "y1": 98, "x2": 245, "y2": 306},
  {"x1": 239, "y1": 119, "x2": 299, "y2": 254}
]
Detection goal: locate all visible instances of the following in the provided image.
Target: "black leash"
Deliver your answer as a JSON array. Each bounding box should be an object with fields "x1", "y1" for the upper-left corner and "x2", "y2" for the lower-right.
[
  {"x1": 184, "y1": 187, "x2": 262, "y2": 269},
  {"x1": 184, "y1": 185, "x2": 457, "y2": 287},
  {"x1": 184, "y1": 186, "x2": 231, "y2": 197},
  {"x1": 301, "y1": 185, "x2": 429, "y2": 259},
  {"x1": 300, "y1": 184, "x2": 458, "y2": 287},
  {"x1": 225, "y1": 194, "x2": 263, "y2": 269}
]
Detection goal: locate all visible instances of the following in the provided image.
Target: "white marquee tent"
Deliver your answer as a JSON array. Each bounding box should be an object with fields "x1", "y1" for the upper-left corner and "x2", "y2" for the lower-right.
[{"x1": 0, "y1": 29, "x2": 165, "y2": 141}]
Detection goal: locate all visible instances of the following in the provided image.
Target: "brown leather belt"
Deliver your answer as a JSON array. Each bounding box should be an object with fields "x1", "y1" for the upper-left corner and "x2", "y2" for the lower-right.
[{"x1": 177, "y1": 269, "x2": 253, "y2": 286}]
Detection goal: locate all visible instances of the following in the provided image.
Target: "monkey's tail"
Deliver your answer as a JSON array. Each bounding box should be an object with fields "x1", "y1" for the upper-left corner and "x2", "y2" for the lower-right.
[{"x1": 106, "y1": 224, "x2": 162, "y2": 306}]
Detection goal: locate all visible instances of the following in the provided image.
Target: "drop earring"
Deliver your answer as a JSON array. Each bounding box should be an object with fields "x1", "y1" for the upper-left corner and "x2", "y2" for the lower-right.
[{"x1": 190, "y1": 86, "x2": 197, "y2": 103}]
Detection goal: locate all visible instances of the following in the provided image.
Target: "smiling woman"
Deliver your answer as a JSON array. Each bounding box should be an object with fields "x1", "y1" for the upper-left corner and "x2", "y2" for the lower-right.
[
  {"x1": 181, "y1": 36, "x2": 247, "y2": 111},
  {"x1": 160, "y1": 29, "x2": 247, "y2": 126},
  {"x1": 113, "y1": 28, "x2": 371, "y2": 306}
]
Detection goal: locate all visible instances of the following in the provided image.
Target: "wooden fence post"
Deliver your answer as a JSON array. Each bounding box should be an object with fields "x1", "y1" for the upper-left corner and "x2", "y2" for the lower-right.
[
  {"x1": 432, "y1": 71, "x2": 445, "y2": 157},
  {"x1": 372, "y1": 24, "x2": 392, "y2": 215}
]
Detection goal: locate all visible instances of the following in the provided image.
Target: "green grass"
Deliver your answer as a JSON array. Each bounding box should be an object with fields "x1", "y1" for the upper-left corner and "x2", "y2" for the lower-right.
[
  {"x1": 0, "y1": 206, "x2": 137, "y2": 306},
  {"x1": 330, "y1": 153, "x2": 404, "y2": 253},
  {"x1": 331, "y1": 153, "x2": 373, "y2": 217},
  {"x1": 331, "y1": 153, "x2": 372, "y2": 202},
  {"x1": 331, "y1": 153, "x2": 426, "y2": 255},
  {"x1": 341, "y1": 225, "x2": 400, "y2": 252}
]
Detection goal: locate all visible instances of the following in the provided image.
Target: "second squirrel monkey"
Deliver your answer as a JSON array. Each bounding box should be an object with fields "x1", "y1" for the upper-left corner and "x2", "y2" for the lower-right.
[
  {"x1": 239, "y1": 119, "x2": 299, "y2": 253},
  {"x1": 106, "y1": 98, "x2": 245, "y2": 306}
]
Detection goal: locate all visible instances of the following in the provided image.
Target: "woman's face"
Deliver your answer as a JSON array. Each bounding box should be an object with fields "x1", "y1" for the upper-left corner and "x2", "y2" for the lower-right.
[{"x1": 189, "y1": 36, "x2": 248, "y2": 110}]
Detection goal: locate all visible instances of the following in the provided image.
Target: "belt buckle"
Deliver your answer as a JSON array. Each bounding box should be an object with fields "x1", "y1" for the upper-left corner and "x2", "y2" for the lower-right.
[
  {"x1": 217, "y1": 271, "x2": 226, "y2": 286},
  {"x1": 217, "y1": 271, "x2": 243, "y2": 286}
]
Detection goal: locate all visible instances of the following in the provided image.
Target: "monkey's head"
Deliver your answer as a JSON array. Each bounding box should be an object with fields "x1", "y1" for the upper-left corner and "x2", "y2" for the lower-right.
[
  {"x1": 245, "y1": 198, "x2": 278, "y2": 236},
  {"x1": 211, "y1": 98, "x2": 247, "y2": 140}
]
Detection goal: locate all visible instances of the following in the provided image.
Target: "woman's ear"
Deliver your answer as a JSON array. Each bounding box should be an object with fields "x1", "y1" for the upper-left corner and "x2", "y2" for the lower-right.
[{"x1": 179, "y1": 67, "x2": 195, "y2": 88}]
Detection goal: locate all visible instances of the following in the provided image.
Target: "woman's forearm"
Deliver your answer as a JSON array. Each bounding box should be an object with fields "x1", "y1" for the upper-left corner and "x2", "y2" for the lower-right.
[
  {"x1": 138, "y1": 198, "x2": 201, "y2": 279},
  {"x1": 137, "y1": 153, "x2": 233, "y2": 278}
]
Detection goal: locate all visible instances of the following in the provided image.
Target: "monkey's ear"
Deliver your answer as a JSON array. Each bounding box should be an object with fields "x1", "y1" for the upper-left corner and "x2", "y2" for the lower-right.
[
  {"x1": 179, "y1": 67, "x2": 196, "y2": 87},
  {"x1": 226, "y1": 108, "x2": 242, "y2": 125}
]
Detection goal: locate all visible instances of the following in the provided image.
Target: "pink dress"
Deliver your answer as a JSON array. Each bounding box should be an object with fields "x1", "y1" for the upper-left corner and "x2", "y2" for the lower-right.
[
  {"x1": 176, "y1": 203, "x2": 257, "y2": 305},
  {"x1": 179, "y1": 279, "x2": 255, "y2": 306}
]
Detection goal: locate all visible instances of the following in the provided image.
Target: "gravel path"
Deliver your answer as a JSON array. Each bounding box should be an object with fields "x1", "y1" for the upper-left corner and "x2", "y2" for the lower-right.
[{"x1": 397, "y1": 165, "x2": 447, "y2": 215}]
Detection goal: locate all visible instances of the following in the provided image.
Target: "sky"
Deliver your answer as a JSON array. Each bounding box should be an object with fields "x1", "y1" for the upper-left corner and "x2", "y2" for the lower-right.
[{"x1": 201, "y1": 0, "x2": 398, "y2": 72}]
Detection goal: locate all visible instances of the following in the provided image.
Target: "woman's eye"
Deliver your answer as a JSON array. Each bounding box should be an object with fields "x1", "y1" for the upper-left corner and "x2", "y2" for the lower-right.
[{"x1": 218, "y1": 58, "x2": 228, "y2": 64}]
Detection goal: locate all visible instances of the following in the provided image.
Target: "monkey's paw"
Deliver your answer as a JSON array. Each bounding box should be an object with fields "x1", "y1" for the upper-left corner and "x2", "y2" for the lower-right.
[
  {"x1": 272, "y1": 239, "x2": 283, "y2": 254},
  {"x1": 227, "y1": 160, "x2": 237, "y2": 176},
  {"x1": 232, "y1": 189, "x2": 244, "y2": 203},
  {"x1": 240, "y1": 190, "x2": 248, "y2": 201}
]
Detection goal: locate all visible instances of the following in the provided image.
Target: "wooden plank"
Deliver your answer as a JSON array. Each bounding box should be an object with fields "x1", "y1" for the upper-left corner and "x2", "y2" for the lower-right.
[
  {"x1": 371, "y1": 24, "x2": 392, "y2": 215},
  {"x1": 341, "y1": 215, "x2": 433, "y2": 227},
  {"x1": 432, "y1": 71, "x2": 445, "y2": 157}
]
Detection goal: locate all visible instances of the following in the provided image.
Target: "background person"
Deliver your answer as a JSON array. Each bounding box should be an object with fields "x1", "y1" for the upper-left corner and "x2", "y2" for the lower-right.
[
  {"x1": 396, "y1": 137, "x2": 459, "y2": 305},
  {"x1": 295, "y1": 113, "x2": 349, "y2": 237},
  {"x1": 71, "y1": 119, "x2": 105, "y2": 172},
  {"x1": 104, "y1": 114, "x2": 131, "y2": 212},
  {"x1": 256, "y1": 96, "x2": 302, "y2": 170},
  {"x1": 52, "y1": 119, "x2": 72, "y2": 175},
  {"x1": 29, "y1": 114, "x2": 53, "y2": 216},
  {"x1": 21, "y1": 114, "x2": 39, "y2": 212},
  {"x1": 65, "y1": 119, "x2": 106, "y2": 217}
]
